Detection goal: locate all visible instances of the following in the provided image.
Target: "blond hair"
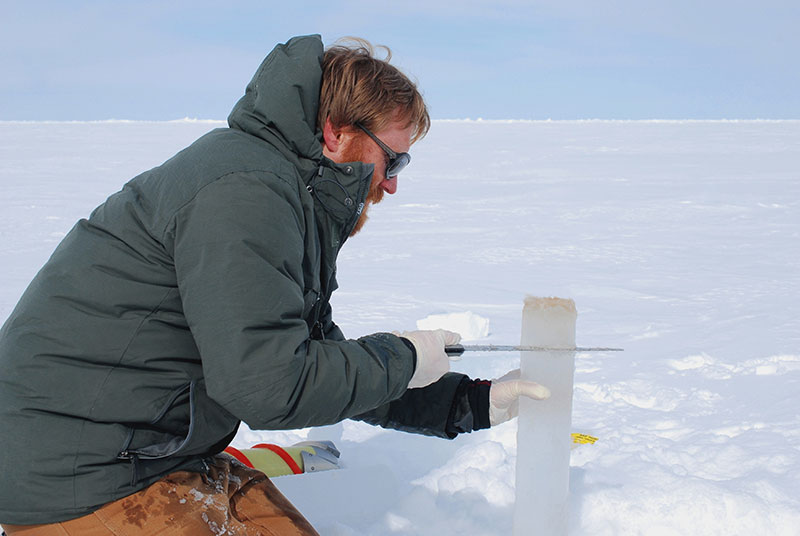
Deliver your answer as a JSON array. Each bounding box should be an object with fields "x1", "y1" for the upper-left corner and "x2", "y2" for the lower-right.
[{"x1": 318, "y1": 38, "x2": 430, "y2": 144}]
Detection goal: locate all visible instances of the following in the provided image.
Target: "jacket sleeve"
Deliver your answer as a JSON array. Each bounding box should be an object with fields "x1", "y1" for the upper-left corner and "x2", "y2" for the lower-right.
[
  {"x1": 352, "y1": 372, "x2": 492, "y2": 439},
  {"x1": 167, "y1": 172, "x2": 414, "y2": 430}
]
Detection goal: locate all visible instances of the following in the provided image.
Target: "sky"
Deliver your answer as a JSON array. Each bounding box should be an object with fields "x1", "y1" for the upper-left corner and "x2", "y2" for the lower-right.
[{"x1": 1, "y1": 0, "x2": 799, "y2": 121}]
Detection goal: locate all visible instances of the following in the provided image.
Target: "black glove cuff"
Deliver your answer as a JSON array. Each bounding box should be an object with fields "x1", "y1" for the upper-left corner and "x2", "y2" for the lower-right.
[
  {"x1": 445, "y1": 378, "x2": 492, "y2": 437},
  {"x1": 469, "y1": 379, "x2": 492, "y2": 431}
]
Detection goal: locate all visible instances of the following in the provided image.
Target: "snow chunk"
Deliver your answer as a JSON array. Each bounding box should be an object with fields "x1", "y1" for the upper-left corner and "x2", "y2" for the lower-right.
[
  {"x1": 416, "y1": 311, "x2": 490, "y2": 340},
  {"x1": 668, "y1": 353, "x2": 713, "y2": 371}
]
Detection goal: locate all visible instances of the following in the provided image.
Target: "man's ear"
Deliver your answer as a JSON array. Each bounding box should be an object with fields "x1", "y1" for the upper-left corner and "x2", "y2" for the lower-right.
[{"x1": 322, "y1": 118, "x2": 342, "y2": 154}]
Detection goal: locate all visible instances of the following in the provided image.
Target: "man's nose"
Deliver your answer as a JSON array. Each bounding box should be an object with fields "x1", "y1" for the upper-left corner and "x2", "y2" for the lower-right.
[{"x1": 382, "y1": 176, "x2": 398, "y2": 195}]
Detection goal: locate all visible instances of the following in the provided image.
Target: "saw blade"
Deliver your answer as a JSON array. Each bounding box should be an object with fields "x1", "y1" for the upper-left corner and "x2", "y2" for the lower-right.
[{"x1": 445, "y1": 344, "x2": 623, "y2": 357}]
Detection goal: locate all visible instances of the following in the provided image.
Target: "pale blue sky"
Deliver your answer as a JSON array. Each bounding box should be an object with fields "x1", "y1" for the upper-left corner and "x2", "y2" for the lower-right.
[{"x1": 1, "y1": 1, "x2": 798, "y2": 120}]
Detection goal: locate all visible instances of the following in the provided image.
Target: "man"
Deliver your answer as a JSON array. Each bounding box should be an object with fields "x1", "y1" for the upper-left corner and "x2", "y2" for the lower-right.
[{"x1": 0, "y1": 35, "x2": 549, "y2": 535}]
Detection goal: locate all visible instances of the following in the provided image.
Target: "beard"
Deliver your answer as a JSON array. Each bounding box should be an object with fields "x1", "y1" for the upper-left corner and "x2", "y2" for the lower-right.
[
  {"x1": 342, "y1": 141, "x2": 386, "y2": 237},
  {"x1": 349, "y1": 177, "x2": 384, "y2": 236}
]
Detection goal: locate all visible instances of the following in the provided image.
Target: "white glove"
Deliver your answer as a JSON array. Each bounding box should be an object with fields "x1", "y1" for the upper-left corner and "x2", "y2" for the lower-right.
[
  {"x1": 395, "y1": 329, "x2": 461, "y2": 389},
  {"x1": 489, "y1": 369, "x2": 551, "y2": 426}
]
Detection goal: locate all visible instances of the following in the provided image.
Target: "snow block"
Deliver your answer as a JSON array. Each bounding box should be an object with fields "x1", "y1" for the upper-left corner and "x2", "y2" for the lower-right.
[{"x1": 415, "y1": 311, "x2": 490, "y2": 341}]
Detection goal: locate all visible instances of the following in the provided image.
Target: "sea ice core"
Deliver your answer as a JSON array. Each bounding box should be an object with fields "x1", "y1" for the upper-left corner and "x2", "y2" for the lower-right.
[{"x1": 514, "y1": 297, "x2": 577, "y2": 536}]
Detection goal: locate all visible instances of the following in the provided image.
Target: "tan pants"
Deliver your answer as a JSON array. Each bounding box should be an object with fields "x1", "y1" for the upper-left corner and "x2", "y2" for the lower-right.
[{"x1": 2, "y1": 456, "x2": 318, "y2": 536}]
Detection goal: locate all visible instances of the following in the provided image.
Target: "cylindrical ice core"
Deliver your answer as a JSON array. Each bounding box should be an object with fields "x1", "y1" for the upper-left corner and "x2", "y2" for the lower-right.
[{"x1": 513, "y1": 296, "x2": 577, "y2": 536}]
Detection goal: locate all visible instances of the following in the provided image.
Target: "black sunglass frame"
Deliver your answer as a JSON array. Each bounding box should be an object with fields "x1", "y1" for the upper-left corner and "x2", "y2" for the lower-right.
[{"x1": 355, "y1": 122, "x2": 411, "y2": 178}]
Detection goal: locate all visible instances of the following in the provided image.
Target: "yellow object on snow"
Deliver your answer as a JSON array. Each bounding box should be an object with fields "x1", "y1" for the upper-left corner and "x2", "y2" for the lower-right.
[{"x1": 571, "y1": 433, "x2": 599, "y2": 445}]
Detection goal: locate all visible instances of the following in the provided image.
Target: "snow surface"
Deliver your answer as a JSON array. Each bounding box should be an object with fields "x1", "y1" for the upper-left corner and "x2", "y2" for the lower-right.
[{"x1": 1, "y1": 119, "x2": 799, "y2": 535}]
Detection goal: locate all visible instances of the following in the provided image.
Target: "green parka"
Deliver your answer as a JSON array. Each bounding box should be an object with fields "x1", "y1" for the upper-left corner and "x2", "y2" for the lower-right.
[{"x1": 0, "y1": 35, "x2": 488, "y2": 525}]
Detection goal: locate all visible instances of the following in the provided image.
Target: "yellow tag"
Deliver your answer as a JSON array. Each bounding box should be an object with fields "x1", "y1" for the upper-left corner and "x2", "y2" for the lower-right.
[{"x1": 571, "y1": 433, "x2": 598, "y2": 445}]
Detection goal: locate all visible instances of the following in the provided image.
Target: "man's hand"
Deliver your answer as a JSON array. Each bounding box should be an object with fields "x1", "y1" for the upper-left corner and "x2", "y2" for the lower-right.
[
  {"x1": 489, "y1": 369, "x2": 551, "y2": 426},
  {"x1": 395, "y1": 329, "x2": 461, "y2": 389}
]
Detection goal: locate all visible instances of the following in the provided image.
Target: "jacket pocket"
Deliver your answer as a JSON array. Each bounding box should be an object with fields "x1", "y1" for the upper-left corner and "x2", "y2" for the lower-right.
[{"x1": 117, "y1": 379, "x2": 239, "y2": 485}]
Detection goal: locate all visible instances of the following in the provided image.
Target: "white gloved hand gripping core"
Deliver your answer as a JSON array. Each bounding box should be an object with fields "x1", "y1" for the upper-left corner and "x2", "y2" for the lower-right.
[{"x1": 489, "y1": 369, "x2": 551, "y2": 426}]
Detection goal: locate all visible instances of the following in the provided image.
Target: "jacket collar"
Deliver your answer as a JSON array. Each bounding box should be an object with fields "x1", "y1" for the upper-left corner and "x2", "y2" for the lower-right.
[{"x1": 309, "y1": 158, "x2": 373, "y2": 245}]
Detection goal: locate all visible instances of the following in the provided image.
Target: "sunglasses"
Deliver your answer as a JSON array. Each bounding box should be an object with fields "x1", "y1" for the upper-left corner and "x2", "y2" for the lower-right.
[{"x1": 355, "y1": 122, "x2": 411, "y2": 178}]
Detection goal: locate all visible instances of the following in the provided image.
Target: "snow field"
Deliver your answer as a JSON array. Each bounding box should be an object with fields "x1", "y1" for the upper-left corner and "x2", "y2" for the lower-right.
[{"x1": 1, "y1": 119, "x2": 798, "y2": 534}]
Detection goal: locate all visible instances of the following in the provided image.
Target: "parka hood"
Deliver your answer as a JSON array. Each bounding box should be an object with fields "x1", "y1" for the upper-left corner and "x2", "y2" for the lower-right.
[
  {"x1": 227, "y1": 35, "x2": 325, "y2": 169},
  {"x1": 227, "y1": 34, "x2": 374, "y2": 242}
]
